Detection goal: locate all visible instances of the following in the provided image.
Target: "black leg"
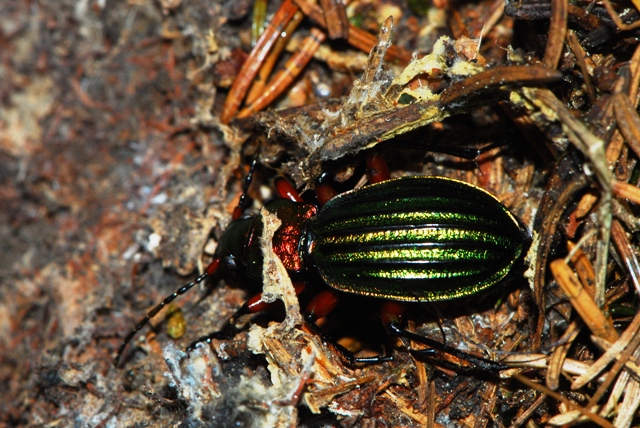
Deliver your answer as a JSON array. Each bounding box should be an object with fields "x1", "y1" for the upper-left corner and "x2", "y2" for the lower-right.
[
  {"x1": 303, "y1": 312, "x2": 393, "y2": 365},
  {"x1": 186, "y1": 303, "x2": 252, "y2": 352},
  {"x1": 386, "y1": 322, "x2": 507, "y2": 373}
]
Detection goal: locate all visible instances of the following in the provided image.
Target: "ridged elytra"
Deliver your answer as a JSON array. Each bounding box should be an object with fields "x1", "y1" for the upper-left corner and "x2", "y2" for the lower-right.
[{"x1": 306, "y1": 176, "x2": 531, "y2": 302}]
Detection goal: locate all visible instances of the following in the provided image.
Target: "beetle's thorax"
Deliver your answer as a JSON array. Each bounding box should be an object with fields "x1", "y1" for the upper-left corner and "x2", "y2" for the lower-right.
[{"x1": 266, "y1": 199, "x2": 317, "y2": 274}]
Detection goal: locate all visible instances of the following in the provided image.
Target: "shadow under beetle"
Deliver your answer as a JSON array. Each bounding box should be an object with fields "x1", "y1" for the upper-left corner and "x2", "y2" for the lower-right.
[{"x1": 114, "y1": 152, "x2": 531, "y2": 371}]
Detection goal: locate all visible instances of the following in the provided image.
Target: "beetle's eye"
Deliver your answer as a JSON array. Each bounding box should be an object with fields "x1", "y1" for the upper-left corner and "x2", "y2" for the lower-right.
[{"x1": 225, "y1": 255, "x2": 237, "y2": 270}]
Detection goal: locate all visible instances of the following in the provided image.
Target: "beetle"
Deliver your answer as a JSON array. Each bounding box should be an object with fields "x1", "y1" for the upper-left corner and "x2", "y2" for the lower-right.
[{"x1": 114, "y1": 153, "x2": 531, "y2": 370}]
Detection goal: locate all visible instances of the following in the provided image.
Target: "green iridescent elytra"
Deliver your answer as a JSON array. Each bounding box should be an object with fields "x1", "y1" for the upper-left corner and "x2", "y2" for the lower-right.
[{"x1": 306, "y1": 176, "x2": 531, "y2": 301}]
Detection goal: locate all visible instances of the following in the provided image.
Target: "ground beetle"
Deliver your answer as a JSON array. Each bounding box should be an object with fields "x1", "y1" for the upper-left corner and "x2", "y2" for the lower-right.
[{"x1": 114, "y1": 153, "x2": 531, "y2": 370}]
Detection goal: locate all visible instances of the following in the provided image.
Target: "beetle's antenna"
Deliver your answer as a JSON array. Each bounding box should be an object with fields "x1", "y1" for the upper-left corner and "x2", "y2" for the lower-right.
[
  {"x1": 386, "y1": 140, "x2": 508, "y2": 161},
  {"x1": 233, "y1": 156, "x2": 259, "y2": 220},
  {"x1": 115, "y1": 156, "x2": 259, "y2": 367},
  {"x1": 114, "y1": 258, "x2": 222, "y2": 366}
]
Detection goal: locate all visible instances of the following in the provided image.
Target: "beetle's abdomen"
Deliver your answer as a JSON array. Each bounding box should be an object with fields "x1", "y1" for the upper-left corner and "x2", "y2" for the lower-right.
[{"x1": 307, "y1": 176, "x2": 530, "y2": 302}]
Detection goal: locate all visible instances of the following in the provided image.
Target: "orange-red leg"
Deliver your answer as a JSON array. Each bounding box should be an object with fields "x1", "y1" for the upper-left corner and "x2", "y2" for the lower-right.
[
  {"x1": 303, "y1": 289, "x2": 394, "y2": 365},
  {"x1": 275, "y1": 177, "x2": 304, "y2": 202},
  {"x1": 365, "y1": 151, "x2": 391, "y2": 184}
]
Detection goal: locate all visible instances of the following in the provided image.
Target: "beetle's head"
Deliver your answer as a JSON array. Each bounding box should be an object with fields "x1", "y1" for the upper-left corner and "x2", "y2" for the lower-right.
[{"x1": 214, "y1": 217, "x2": 255, "y2": 271}]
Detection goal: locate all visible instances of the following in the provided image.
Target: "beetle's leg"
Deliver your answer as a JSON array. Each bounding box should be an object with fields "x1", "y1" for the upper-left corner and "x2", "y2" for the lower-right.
[
  {"x1": 304, "y1": 289, "x2": 393, "y2": 365},
  {"x1": 275, "y1": 177, "x2": 304, "y2": 202},
  {"x1": 365, "y1": 151, "x2": 391, "y2": 184},
  {"x1": 386, "y1": 140, "x2": 508, "y2": 162},
  {"x1": 187, "y1": 282, "x2": 307, "y2": 352},
  {"x1": 315, "y1": 181, "x2": 338, "y2": 206},
  {"x1": 314, "y1": 151, "x2": 391, "y2": 207},
  {"x1": 280, "y1": 153, "x2": 392, "y2": 207},
  {"x1": 381, "y1": 301, "x2": 507, "y2": 373},
  {"x1": 114, "y1": 258, "x2": 224, "y2": 366},
  {"x1": 304, "y1": 289, "x2": 355, "y2": 365},
  {"x1": 381, "y1": 301, "x2": 435, "y2": 358},
  {"x1": 388, "y1": 323, "x2": 508, "y2": 373},
  {"x1": 277, "y1": 174, "x2": 341, "y2": 209}
]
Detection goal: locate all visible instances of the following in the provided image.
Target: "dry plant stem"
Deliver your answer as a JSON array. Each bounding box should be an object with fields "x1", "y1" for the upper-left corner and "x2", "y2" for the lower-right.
[
  {"x1": 312, "y1": 64, "x2": 561, "y2": 168},
  {"x1": 613, "y1": 91, "x2": 640, "y2": 159},
  {"x1": 609, "y1": 133, "x2": 629, "y2": 180},
  {"x1": 509, "y1": 393, "x2": 548, "y2": 428},
  {"x1": 291, "y1": 0, "x2": 411, "y2": 65},
  {"x1": 477, "y1": 383, "x2": 498, "y2": 426},
  {"x1": 251, "y1": 0, "x2": 268, "y2": 45},
  {"x1": 571, "y1": 313, "x2": 640, "y2": 392},
  {"x1": 599, "y1": 71, "x2": 634, "y2": 174},
  {"x1": 439, "y1": 66, "x2": 562, "y2": 104},
  {"x1": 613, "y1": 180, "x2": 640, "y2": 205},
  {"x1": 550, "y1": 259, "x2": 619, "y2": 343},
  {"x1": 245, "y1": 11, "x2": 304, "y2": 104},
  {"x1": 318, "y1": 0, "x2": 348, "y2": 39},
  {"x1": 529, "y1": 155, "x2": 589, "y2": 349},
  {"x1": 543, "y1": 0, "x2": 567, "y2": 69},
  {"x1": 434, "y1": 381, "x2": 470, "y2": 414},
  {"x1": 449, "y1": 9, "x2": 470, "y2": 39},
  {"x1": 628, "y1": 44, "x2": 640, "y2": 103},
  {"x1": 546, "y1": 320, "x2": 581, "y2": 390},
  {"x1": 596, "y1": 343, "x2": 640, "y2": 427},
  {"x1": 611, "y1": 198, "x2": 640, "y2": 234},
  {"x1": 585, "y1": 317, "x2": 640, "y2": 412},
  {"x1": 502, "y1": 353, "x2": 600, "y2": 379},
  {"x1": 412, "y1": 337, "x2": 429, "y2": 411},
  {"x1": 591, "y1": 336, "x2": 640, "y2": 379},
  {"x1": 347, "y1": 26, "x2": 411, "y2": 65},
  {"x1": 221, "y1": 0, "x2": 299, "y2": 123},
  {"x1": 238, "y1": 28, "x2": 327, "y2": 118},
  {"x1": 384, "y1": 390, "x2": 433, "y2": 425},
  {"x1": 513, "y1": 374, "x2": 613, "y2": 428},
  {"x1": 482, "y1": 0, "x2": 508, "y2": 40},
  {"x1": 426, "y1": 381, "x2": 436, "y2": 428},
  {"x1": 602, "y1": 366, "x2": 634, "y2": 424},
  {"x1": 611, "y1": 219, "x2": 640, "y2": 295},
  {"x1": 567, "y1": 241, "x2": 596, "y2": 297},
  {"x1": 614, "y1": 358, "x2": 640, "y2": 428},
  {"x1": 532, "y1": 88, "x2": 613, "y2": 308},
  {"x1": 601, "y1": 0, "x2": 640, "y2": 30},
  {"x1": 304, "y1": 374, "x2": 377, "y2": 412},
  {"x1": 531, "y1": 89, "x2": 611, "y2": 194},
  {"x1": 566, "y1": 30, "x2": 596, "y2": 103},
  {"x1": 360, "y1": 16, "x2": 393, "y2": 86}
]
